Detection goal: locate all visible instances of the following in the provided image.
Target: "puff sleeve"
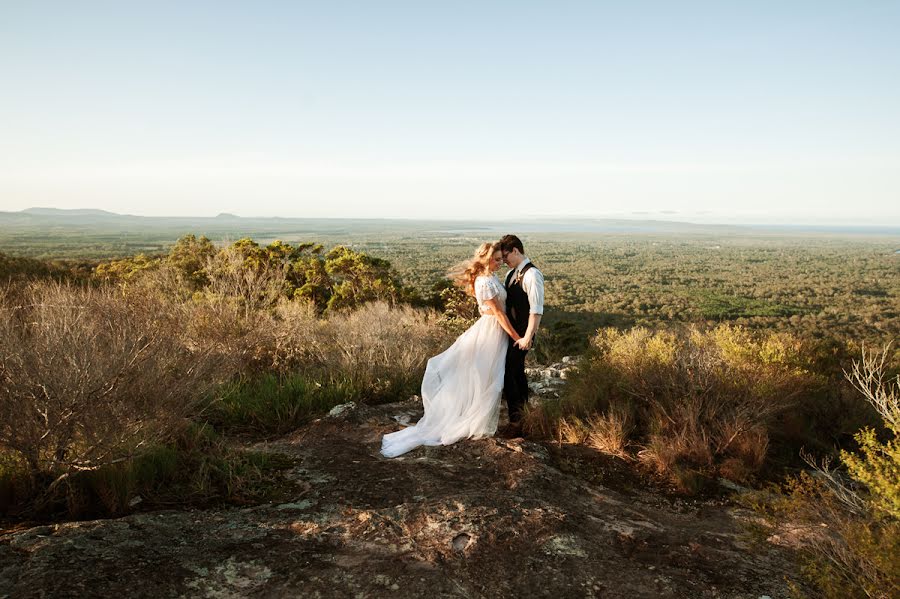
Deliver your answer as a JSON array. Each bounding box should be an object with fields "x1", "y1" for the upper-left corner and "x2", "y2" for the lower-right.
[{"x1": 474, "y1": 275, "x2": 500, "y2": 306}]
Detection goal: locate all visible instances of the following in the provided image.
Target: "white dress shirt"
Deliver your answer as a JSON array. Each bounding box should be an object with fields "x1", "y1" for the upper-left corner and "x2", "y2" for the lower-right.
[{"x1": 512, "y1": 257, "x2": 544, "y2": 315}]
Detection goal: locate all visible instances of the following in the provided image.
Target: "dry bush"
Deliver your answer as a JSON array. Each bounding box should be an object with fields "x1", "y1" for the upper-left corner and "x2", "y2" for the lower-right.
[
  {"x1": 585, "y1": 409, "x2": 633, "y2": 459},
  {"x1": 203, "y1": 243, "x2": 287, "y2": 318},
  {"x1": 0, "y1": 281, "x2": 222, "y2": 494},
  {"x1": 269, "y1": 299, "x2": 329, "y2": 371},
  {"x1": 198, "y1": 300, "x2": 456, "y2": 435},
  {"x1": 718, "y1": 425, "x2": 769, "y2": 482},
  {"x1": 99, "y1": 256, "x2": 285, "y2": 379},
  {"x1": 182, "y1": 297, "x2": 280, "y2": 377},
  {"x1": 554, "y1": 409, "x2": 634, "y2": 460},
  {"x1": 557, "y1": 417, "x2": 592, "y2": 445},
  {"x1": 172, "y1": 246, "x2": 310, "y2": 377},
  {"x1": 124, "y1": 263, "x2": 197, "y2": 304},
  {"x1": 844, "y1": 343, "x2": 899, "y2": 431},
  {"x1": 219, "y1": 299, "x2": 450, "y2": 393},
  {"x1": 522, "y1": 401, "x2": 560, "y2": 439},
  {"x1": 531, "y1": 325, "x2": 823, "y2": 485},
  {"x1": 309, "y1": 302, "x2": 451, "y2": 402},
  {"x1": 93, "y1": 240, "x2": 449, "y2": 396}
]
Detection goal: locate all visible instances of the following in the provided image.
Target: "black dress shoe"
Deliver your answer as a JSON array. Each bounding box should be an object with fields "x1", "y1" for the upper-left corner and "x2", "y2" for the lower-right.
[{"x1": 498, "y1": 422, "x2": 523, "y2": 439}]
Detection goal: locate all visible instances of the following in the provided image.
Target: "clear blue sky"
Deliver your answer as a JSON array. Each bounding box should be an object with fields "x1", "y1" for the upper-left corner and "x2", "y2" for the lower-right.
[{"x1": 1, "y1": 1, "x2": 898, "y2": 224}]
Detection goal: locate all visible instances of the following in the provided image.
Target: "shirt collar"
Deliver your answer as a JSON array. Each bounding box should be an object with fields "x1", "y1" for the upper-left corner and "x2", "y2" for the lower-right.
[{"x1": 515, "y1": 257, "x2": 531, "y2": 273}]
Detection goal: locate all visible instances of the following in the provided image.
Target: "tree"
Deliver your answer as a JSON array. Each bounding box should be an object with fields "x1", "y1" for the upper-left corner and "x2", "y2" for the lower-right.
[
  {"x1": 166, "y1": 234, "x2": 216, "y2": 288},
  {"x1": 324, "y1": 246, "x2": 407, "y2": 312}
]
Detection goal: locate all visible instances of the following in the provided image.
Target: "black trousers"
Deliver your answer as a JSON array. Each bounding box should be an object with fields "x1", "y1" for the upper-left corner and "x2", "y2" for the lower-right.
[{"x1": 504, "y1": 340, "x2": 529, "y2": 423}]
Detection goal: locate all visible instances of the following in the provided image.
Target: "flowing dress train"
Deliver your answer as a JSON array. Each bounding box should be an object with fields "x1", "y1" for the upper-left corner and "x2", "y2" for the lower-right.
[{"x1": 380, "y1": 275, "x2": 508, "y2": 457}]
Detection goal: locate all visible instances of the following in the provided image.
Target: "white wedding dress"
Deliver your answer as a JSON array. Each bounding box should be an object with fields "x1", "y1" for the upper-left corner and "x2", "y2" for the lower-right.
[{"x1": 380, "y1": 274, "x2": 509, "y2": 458}]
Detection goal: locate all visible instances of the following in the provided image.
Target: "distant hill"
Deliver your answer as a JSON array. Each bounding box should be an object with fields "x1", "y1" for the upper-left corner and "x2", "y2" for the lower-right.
[{"x1": 21, "y1": 207, "x2": 120, "y2": 217}]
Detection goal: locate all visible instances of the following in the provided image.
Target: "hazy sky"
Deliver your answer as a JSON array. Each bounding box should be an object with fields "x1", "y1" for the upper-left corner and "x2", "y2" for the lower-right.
[{"x1": 1, "y1": 1, "x2": 898, "y2": 224}]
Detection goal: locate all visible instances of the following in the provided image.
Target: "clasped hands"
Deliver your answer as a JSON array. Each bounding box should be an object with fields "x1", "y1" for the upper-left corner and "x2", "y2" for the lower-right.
[{"x1": 514, "y1": 335, "x2": 533, "y2": 350}]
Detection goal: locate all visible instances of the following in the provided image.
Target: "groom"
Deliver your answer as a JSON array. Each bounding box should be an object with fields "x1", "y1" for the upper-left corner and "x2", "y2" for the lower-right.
[{"x1": 498, "y1": 234, "x2": 544, "y2": 438}]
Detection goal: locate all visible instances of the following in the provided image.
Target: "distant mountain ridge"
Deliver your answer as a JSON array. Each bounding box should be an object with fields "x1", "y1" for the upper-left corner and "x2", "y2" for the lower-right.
[
  {"x1": 2, "y1": 207, "x2": 898, "y2": 236},
  {"x1": 0, "y1": 207, "x2": 748, "y2": 236}
]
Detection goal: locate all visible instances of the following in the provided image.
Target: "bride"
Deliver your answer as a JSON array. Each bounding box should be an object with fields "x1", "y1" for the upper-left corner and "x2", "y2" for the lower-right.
[{"x1": 380, "y1": 242, "x2": 522, "y2": 458}]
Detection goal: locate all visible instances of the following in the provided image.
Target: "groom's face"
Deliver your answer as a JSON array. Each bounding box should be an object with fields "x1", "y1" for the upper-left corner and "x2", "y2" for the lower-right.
[{"x1": 502, "y1": 248, "x2": 520, "y2": 268}]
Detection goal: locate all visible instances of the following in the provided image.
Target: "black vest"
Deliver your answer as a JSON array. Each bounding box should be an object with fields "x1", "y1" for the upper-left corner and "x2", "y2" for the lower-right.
[{"x1": 505, "y1": 262, "x2": 536, "y2": 336}]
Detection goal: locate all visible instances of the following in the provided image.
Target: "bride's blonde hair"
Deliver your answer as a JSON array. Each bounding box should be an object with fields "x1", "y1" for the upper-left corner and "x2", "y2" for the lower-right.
[{"x1": 448, "y1": 242, "x2": 499, "y2": 297}]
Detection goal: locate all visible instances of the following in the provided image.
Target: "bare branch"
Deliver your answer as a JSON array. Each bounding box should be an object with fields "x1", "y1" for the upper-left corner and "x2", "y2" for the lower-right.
[{"x1": 844, "y1": 342, "x2": 899, "y2": 430}]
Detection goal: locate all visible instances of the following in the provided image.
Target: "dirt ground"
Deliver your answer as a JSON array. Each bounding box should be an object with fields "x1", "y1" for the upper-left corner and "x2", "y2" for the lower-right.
[{"x1": 0, "y1": 399, "x2": 807, "y2": 598}]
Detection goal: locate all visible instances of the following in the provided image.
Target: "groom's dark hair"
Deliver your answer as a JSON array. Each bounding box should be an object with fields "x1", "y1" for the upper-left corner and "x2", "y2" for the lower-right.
[{"x1": 498, "y1": 234, "x2": 524, "y2": 254}]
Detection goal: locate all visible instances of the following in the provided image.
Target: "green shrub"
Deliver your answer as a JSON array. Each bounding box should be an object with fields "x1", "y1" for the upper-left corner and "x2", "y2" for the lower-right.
[
  {"x1": 842, "y1": 427, "x2": 900, "y2": 520},
  {"x1": 95, "y1": 235, "x2": 421, "y2": 315},
  {"x1": 0, "y1": 452, "x2": 31, "y2": 514},
  {"x1": 840, "y1": 345, "x2": 900, "y2": 520},
  {"x1": 745, "y1": 471, "x2": 899, "y2": 599},
  {"x1": 203, "y1": 373, "x2": 358, "y2": 436},
  {"x1": 3, "y1": 422, "x2": 289, "y2": 519},
  {"x1": 745, "y1": 344, "x2": 899, "y2": 599}
]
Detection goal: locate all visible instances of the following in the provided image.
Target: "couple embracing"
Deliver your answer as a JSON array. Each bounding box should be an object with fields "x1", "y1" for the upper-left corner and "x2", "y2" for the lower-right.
[{"x1": 381, "y1": 235, "x2": 544, "y2": 458}]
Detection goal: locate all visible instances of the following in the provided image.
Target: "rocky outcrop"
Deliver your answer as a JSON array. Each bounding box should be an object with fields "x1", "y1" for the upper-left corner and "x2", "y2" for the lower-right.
[
  {"x1": 526, "y1": 355, "x2": 581, "y2": 400},
  {"x1": 0, "y1": 397, "x2": 806, "y2": 598}
]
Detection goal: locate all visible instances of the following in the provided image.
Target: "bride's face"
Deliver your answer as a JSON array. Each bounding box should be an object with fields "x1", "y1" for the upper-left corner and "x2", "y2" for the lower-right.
[{"x1": 488, "y1": 250, "x2": 503, "y2": 272}]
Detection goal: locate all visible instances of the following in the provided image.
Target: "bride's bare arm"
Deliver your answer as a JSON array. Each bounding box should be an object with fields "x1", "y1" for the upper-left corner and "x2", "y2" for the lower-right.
[{"x1": 481, "y1": 297, "x2": 521, "y2": 341}]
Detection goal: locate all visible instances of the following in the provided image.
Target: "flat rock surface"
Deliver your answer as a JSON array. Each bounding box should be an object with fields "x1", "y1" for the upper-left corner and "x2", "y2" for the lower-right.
[{"x1": 0, "y1": 400, "x2": 803, "y2": 598}]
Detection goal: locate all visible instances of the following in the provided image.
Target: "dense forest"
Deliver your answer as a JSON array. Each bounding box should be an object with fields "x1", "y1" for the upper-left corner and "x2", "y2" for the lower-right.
[
  {"x1": 359, "y1": 234, "x2": 899, "y2": 346},
  {"x1": 4, "y1": 230, "x2": 897, "y2": 353}
]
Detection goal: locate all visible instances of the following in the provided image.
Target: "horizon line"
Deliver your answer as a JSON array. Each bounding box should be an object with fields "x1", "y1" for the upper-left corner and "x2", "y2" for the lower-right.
[{"x1": 4, "y1": 206, "x2": 900, "y2": 229}]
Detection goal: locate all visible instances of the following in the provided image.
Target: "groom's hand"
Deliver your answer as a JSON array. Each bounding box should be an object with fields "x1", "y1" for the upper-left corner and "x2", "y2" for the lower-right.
[{"x1": 515, "y1": 336, "x2": 532, "y2": 350}]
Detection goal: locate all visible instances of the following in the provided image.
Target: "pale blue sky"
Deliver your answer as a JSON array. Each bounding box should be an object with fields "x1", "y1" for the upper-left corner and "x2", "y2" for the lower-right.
[{"x1": 1, "y1": 1, "x2": 898, "y2": 224}]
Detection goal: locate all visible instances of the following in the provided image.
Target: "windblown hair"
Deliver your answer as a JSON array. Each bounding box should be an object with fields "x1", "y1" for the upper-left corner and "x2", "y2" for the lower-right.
[{"x1": 448, "y1": 242, "x2": 499, "y2": 297}]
